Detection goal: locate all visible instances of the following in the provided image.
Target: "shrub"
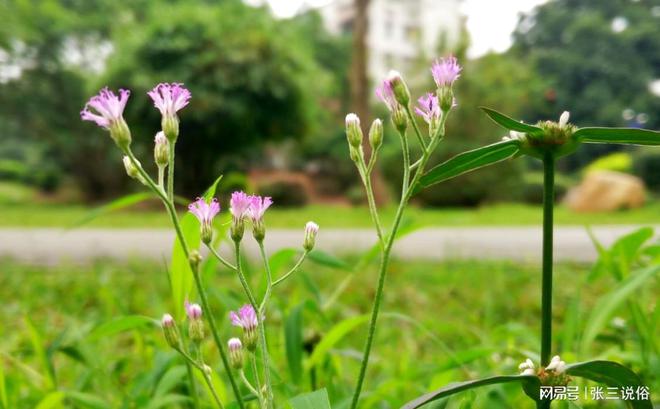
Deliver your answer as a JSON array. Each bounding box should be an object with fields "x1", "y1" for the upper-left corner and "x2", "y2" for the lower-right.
[
  {"x1": 584, "y1": 152, "x2": 632, "y2": 174},
  {"x1": 257, "y1": 180, "x2": 308, "y2": 207},
  {"x1": 632, "y1": 150, "x2": 660, "y2": 192}
]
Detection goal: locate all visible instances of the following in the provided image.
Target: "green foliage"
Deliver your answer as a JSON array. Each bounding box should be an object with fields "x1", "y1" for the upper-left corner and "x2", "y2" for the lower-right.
[
  {"x1": 289, "y1": 388, "x2": 331, "y2": 409},
  {"x1": 585, "y1": 152, "x2": 632, "y2": 174},
  {"x1": 632, "y1": 149, "x2": 660, "y2": 192}
]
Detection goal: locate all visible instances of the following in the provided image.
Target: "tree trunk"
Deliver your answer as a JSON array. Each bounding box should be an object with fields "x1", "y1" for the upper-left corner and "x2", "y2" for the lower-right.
[{"x1": 349, "y1": 0, "x2": 389, "y2": 205}]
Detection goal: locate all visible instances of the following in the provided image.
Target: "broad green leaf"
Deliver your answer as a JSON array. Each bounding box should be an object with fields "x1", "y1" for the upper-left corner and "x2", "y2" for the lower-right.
[
  {"x1": 289, "y1": 388, "x2": 331, "y2": 409},
  {"x1": 566, "y1": 361, "x2": 651, "y2": 409},
  {"x1": 580, "y1": 264, "x2": 660, "y2": 354},
  {"x1": 417, "y1": 140, "x2": 520, "y2": 190},
  {"x1": 170, "y1": 175, "x2": 222, "y2": 318},
  {"x1": 70, "y1": 192, "x2": 155, "y2": 228},
  {"x1": 88, "y1": 315, "x2": 156, "y2": 341},
  {"x1": 65, "y1": 392, "x2": 111, "y2": 409},
  {"x1": 480, "y1": 107, "x2": 543, "y2": 134},
  {"x1": 575, "y1": 127, "x2": 660, "y2": 146},
  {"x1": 153, "y1": 365, "x2": 187, "y2": 397},
  {"x1": 402, "y1": 375, "x2": 539, "y2": 409},
  {"x1": 305, "y1": 314, "x2": 369, "y2": 370},
  {"x1": 35, "y1": 391, "x2": 65, "y2": 409},
  {"x1": 285, "y1": 303, "x2": 305, "y2": 385}
]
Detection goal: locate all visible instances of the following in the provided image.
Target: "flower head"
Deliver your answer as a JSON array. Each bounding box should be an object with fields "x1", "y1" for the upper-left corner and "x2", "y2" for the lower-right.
[
  {"x1": 376, "y1": 80, "x2": 398, "y2": 112},
  {"x1": 518, "y1": 358, "x2": 536, "y2": 376},
  {"x1": 154, "y1": 131, "x2": 169, "y2": 166},
  {"x1": 415, "y1": 93, "x2": 441, "y2": 125},
  {"x1": 147, "y1": 83, "x2": 191, "y2": 118},
  {"x1": 345, "y1": 113, "x2": 363, "y2": 147},
  {"x1": 162, "y1": 313, "x2": 175, "y2": 328},
  {"x1": 228, "y1": 337, "x2": 244, "y2": 369},
  {"x1": 161, "y1": 313, "x2": 180, "y2": 348},
  {"x1": 230, "y1": 304, "x2": 259, "y2": 330},
  {"x1": 558, "y1": 111, "x2": 570, "y2": 127},
  {"x1": 188, "y1": 197, "x2": 220, "y2": 244},
  {"x1": 545, "y1": 355, "x2": 567, "y2": 374},
  {"x1": 81, "y1": 87, "x2": 132, "y2": 148},
  {"x1": 229, "y1": 191, "x2": 251, "y2": 242},
  {"x1": 431, "y1": 56, "x2": 462, "y2": 88},
  {"x1": 185, "y1": 302, "x2": 203, "y2": 320},
  {"x1": 303, "y1": 221, "x2": 319, "y2": 251},
  {"x1": 248, "y1": 195, "x2": 273, "y2": 241}
]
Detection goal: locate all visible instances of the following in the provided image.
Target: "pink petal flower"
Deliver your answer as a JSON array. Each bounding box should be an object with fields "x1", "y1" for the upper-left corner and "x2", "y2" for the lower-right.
[
  {"x1": 185, "y1": 302, "x2": 203, "y2": 320},
  {"x1": 188, "y1": 197, "x2": 220, "y2": 225},
  {"x1": 230, "y1": 191, "x2": 251, "y2": 219},
  {"x1": 375, "y1": 79, "x2": 398, "y2": 111},
  {"x1": 248, "y1": 195, "x2": 273, "y2": 223},
  {"x1": 229, "y1": 304, "x2": 259, "y2": 330},
  {"x1": 431, "y1": 56, "x2": 462, "y2": 87},
  {"x1": 80, "y1": 87, "x2": 131, "y2": 129},
  {"x1": 147, "y1": 83, "x2": 191, "y2": 117},
  {"x1": 414, "y1": 93, "x2": 441, "y2": 124}
]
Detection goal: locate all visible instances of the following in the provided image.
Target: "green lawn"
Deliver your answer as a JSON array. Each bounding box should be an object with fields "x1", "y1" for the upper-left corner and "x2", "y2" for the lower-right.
[
  {"x1": 1, "y1": 255, "x2": 656, "y2": 407},
  {"x1": 3, "y1": 201, "x2": 660, "y2": 228}
]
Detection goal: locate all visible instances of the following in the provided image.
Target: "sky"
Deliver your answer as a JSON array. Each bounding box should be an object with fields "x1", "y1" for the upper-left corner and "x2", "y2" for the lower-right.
[{"x1": 253, "y1": 0, "x2": 550, "y2": 58}]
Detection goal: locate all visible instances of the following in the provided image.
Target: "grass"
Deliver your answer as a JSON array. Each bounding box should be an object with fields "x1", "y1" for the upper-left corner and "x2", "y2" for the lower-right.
[
  {"x1": 3, "y1": 201, "x2": 660, "y2": 228},
  {"x1": 1, "y1": 254, "x2": 656, "y2": 408}
]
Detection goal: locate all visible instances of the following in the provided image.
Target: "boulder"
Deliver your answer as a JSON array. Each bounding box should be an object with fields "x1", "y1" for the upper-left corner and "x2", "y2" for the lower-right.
[{"x1": 564, "y1": 170, "x2": 646, "y2": 212}]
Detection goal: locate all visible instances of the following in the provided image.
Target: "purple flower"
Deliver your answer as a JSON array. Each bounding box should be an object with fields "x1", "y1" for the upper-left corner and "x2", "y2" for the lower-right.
[
  {"x1": 188, "y1": 197, "x2": 220, "y2": 225},
  {"x1": 230, "y1": 304, "x2": 259, "y2": 331},
  {"x1": 161, "y1": 313, "x2": 175, "y2": 328},
  {"x1": 81, "y1": 87, "x2": 131, "y2": 129},
  {"x1": 248, "y1": 195, "x2": 273, "y2": 224},
  {"x1": 375, "y1": 79, "x2": 398, "y2": 112},
  {"x1": 147, "y1": 83, "x2": 191, "y2": 117},
  {"x1": 228, "y1": 337, "x2": 242, "y2": 351},
  {"x1": 431, "y1": 56, "x2": 462, "y2": 87},
  {"x1": 230, "y1": 191, "x2": 251, "y2": 220},
  {"x1": 414, "y1": 93, "x2": 441, "y2": 125},
  {"x1": 185, "y1": 302, "x2": 202, "y2": 320}
]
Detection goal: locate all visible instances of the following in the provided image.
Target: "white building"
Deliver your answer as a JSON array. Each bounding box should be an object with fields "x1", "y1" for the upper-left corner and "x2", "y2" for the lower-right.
[{"x1": 318, "y1": 0, "x2": 463, "y2": 82}]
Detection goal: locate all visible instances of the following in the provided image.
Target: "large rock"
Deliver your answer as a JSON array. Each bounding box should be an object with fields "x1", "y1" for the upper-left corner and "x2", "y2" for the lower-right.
[{"x1": 565, "y1": 170, "x2": 646, "y2": 212}]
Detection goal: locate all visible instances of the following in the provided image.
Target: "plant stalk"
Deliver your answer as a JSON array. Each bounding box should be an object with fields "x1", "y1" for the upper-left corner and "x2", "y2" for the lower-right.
[{"x1": 541, "y1": 152, "x2": 555, "y2": 367}]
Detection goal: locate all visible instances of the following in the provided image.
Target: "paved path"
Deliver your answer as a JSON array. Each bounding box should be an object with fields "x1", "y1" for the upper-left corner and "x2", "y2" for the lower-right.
[{"x1": 1, "y1": 225, "x2": 657, "y2": 265}]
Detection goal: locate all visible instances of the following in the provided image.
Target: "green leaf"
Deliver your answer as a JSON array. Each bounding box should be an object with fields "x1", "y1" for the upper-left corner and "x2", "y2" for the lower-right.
[
  {"x1": 35, "y1": 391, "x2": 65, "y2": 409},
  {"x1": 153, "y1": 365, "x2": 187, "y2": 397},
  {"x1": 307, "y1": 250, "x2": 351, "y2": 271},
  {"x1": 285, "y1": 303, "x2": 305, "y2": 385},
  {"x1": 417, "y1": 140, "x2": 520, "y2": 190},
  {"x1": 566, "y1": 361, "x2": 651, "y2": 409},
  {"x1": 65, "y1": 392, "x2": 111, "y2": 409},
  {"x1": 70, "y1": 192, "x2": 155, "y2": 228},
  {"x1": 575, "y1": 127, "x2": 660, "y2": 146},
  {"x1": 146, "y1": 394, "x2": 190, "y2": 409},
  {"x1": 402, "y1": 375, "x2": 539, "y2": 409},
  {"x1": 24, "y1": 316, "x2": 54, "y2": 390},
  {"x1": 480, "y1": 107, "x2": 543, "y2": 134},
  {"x1": 580, "y1": 264, "x2": 660, "y2": 354},
  {"x1": 289, "y1": 388, "x2": 331, "y2": 409},
  {"x1": 305, "y1": 314, "x2": 370, "y2": 370},
  {"x1": 88, "y1": 315, "x2": 156, "y2": 341}
]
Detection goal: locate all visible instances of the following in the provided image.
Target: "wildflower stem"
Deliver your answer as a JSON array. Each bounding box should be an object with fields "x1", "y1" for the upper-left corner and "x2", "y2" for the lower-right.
[
  {"x1": 202, "y1": 371, "x2": 226, "y2": 409},
  {"x1": 207, "y1": 244, "x2": 238, "y2": 271},
  {"x1": 158, "y1": 166, "x2": 165, "y2": 189},
  {"x1": 272, "y1": 251, "x2": 308, "y2": 288},
  {"x1": 257, "y1": 242, "x2": 274, "y2": 408},
  {"x1": 350, "y1": 114, "x2": 447, "y2": 409},
  {"x1": 185, "y1": 361, "x2": 201, "y2": 409},
  {"x1": 404, "y1": 105, "x2": 428, "y2": 150},
  {"x1": 167, "y1": 142, "x2": 175, "y2": 201},
  {"x1": 541, "y1": 153, "x2": 555, "y2": 367},
  {"x1": 398, "y1": 128, "x2": 411, "y2": 194},
  {"x1": 124, "y1": 149, "x2": 245, "y2": 409},
  {"x1": 234, "y1": 243, "x2": 273, "y2": 409},
  {"x1": 240, "y1": 369, "x2": 260, "y2": 398},
  {"x1": 357, "y1": 157, "x2": 385, "y2": 249}
]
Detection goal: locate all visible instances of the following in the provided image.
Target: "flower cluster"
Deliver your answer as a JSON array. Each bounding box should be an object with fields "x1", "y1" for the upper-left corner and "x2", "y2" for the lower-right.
[{"x1": 518, "y1": 355, "x2": 569, "y2": 386}]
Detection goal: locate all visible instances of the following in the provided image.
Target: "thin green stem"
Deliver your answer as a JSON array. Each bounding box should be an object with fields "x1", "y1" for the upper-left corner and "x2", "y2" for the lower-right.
[
  {"x1": 250, "y1": 355, "x2": 264, "y2": 408},
  {"x1": 349, "y1": 113, "x2": 447, "y2": 409},
  {"x1": 541, "y1": 153, "x2": 555, "y2": 367},
  {"x1": 185, "y1": 361, "x2": 200, "y2": 409},
  {"x1": 240, "y1": 369, "x2": 260, "y2": 398},
  {"x1": 398, "y1": 129, "x2": 411, "y2": 195},
  {"x1": 357, "y1": 156, "x2": 385, "y2": 249},
  {"x1": 158, "y1": 165, "x2": 165, "y2": 190},
  {"x1": 167, "y1": 142, "x2": 175, "y2": 201},
  {"x1": 404, "y1": 105, "x2": 428, "y2": 150},
  {"x1": 272, "y1": 251, "x2": 308, "y2": 288},
  {"x1": 202, "y1": 371, "x2": 225, "y2": 409},
  {"x1": 124, "y1": 148, "x2": 245, "y2": 409},
  {"x1": 207, "y1": 244, "x2": 238, "y2": 271},
  {"x1": 257, "y1": 242, "x2": 274, "y2": 408}
]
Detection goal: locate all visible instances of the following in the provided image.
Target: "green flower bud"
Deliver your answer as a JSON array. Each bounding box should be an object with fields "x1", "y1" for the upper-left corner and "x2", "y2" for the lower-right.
[
  {"x1": 387, "y1": 70, "x2": 410, "y2": 107},
  {"x1": 162, "y1": 115, "x2": 179, "y2": 142},
  {"x1": 345, "y1": 113, "x2": 363, "y2": 148},
  {"x1": 392, "y1": 106, "x2": 408, "y2": 134},
  {"x1": 154, "y1": 131, "x2": 169, "y2": 167},
  {"x1": 110, "y1": 118, "x2": 132, "y2": 151},
  {"x1": 161, "y1": 314, "x2": 180, "y2": 349},
  {"x1": 228, "y1": 338, "x2": 244, "y2": 369},
  {"x1": 368, "y1": 119, "x2": 383, "y2": 150}
]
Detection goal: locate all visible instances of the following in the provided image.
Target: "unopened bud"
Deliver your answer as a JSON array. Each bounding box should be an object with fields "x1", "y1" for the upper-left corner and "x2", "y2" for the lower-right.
[
  {"x1": 252, "y1": 221, "x2": 266, "y2": 243},
  {"x1": 345, "y1": 113, "x2": 363, "y2": 148},
  {"x1": 154, "y1": 131, "x2": 169, "y2": 167},
  {"x1": 228, "y1": 338, "x2": 244, "y2": 369},
  {"x1": 368, "y1": 119, "x2": 383, "y2": 150},
  {"x1": 123, "y1": 156, "x2": 141, "y2": 180},
  {"x1": 303, "y1": 221, "x2": 319, "y2": 251},
  {"x1": 161, "y1": 313, "x2": 180, "y2": 348},
  {"x1": 392, "y1": 106, "x2": 408, "y2": 133},
  {"x1": 189, "y1": 250, "x2": 203, "y2": 269},
  {"x1": 185, "y1": 302, "x2": 204, "y2": 342},
  {"x1": 558, "y1": 111, "x2": 570, "y2": 127},
  {"x1": 230, "y1": 217, "x2": 245, "y2": 243},
  {"x1": 387, "y1": 70, "x2": 410, "y2": 106},
  {"x1": 202, "y1": 364, "x2": 212, "y2": 376}
]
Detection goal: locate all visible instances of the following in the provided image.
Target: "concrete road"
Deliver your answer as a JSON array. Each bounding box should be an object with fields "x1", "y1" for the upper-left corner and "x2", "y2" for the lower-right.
[{"x1": 0, "y1": 225, "x2": 657, "y2": 265}]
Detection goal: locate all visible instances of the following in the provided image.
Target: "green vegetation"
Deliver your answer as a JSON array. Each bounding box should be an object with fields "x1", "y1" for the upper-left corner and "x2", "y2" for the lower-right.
[
  {"x1": 3, "y1": 202, "x2": 660, "y2": 229},
  {"x1": 1, "y1": 254, "x2": 656, "y2": 407}
]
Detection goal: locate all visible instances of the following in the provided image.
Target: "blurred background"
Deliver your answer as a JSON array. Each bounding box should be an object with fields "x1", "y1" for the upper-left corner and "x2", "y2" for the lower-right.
[{"x1": 1, "y1": 0, "x2": 659, "y2": 407}]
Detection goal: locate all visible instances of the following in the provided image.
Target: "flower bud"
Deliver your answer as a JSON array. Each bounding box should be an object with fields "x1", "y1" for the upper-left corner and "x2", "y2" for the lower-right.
[
  {"x1": 161, "y1": 313, "x2": 180, "y2": 349},
  {"x1": 349, "y1": 145, "x2": 363, "y2": 163},
  {"x1": 154, "y1": 131, "x2": 169, "y2": 167},
  {"x1": 230, "y1": 218, "x2": 245, "y2": 243},
  {"x1": 110, "y1": 118, "x2": 132, "y2": 151},
  {"x1": 202, "y1": 364, "x2": 213, "y2": 377},
  {"x1": 392, "y1": 106, "x2": 408, "y2": 133},
  {"x1": 228, "y1": 338, "x2": 244, "y2": 369},
  {"x1": 303, "y1": 221, "x2": 319, "y2": 251},
  {"x1": 189, "y1": 250, "x2": 203, "y2": 269},
  {"x1": 162, "y1": 115, "x2": 180, "y2": 142},
  {"x1": 438, "y1": 87, "x2": 455, "y2": 112},
  {"x1": 123, "y1": 156, "x2": 141, "y2": 180},
  {"x1": 186, "y1": 303, "x2": 205, "y2": 342},
  {"x1": 386, "y1": 70, "x2": 410, "y2": 107},
  {"x1": 368, "y1": 119, "x2": 383, "y2": 151},
  {"x1": 345, "y1": 113, "x2": 363, "y2": 148},
  {"x1": 558, "y1": 111, "x2": 570, "y2": 127}
]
